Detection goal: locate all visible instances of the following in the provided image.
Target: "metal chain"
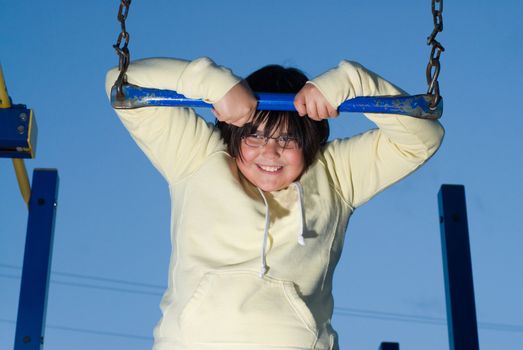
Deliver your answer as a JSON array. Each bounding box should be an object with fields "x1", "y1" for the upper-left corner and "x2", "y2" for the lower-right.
[
  {"x1": 425, "y1": 0, "x2": 444, "y2": 108},
  {"x1": 113, "y1": 0, "x2": 132, "y2": 101},
  {"x1": 111, "y1": 1, "x2": 443, "y2": 109}
]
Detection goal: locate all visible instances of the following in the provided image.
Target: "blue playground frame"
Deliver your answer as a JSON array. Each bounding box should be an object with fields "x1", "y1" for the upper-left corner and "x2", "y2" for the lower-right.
[
  {"x1": 13, "y1": 169, "x2": 59, "y2": 350},
  {"x1": 7, "y1": 179, "x2": 479, "y2": 350},
  {"x1": 110, "y1": 84, "x2": 443, "y2": 120},
  {"x1": 1, "y1": 65, "x2": 60, "y2": 350},
  {"x1": 4, "y1": 78, "x2": 475, "y2": 350}
]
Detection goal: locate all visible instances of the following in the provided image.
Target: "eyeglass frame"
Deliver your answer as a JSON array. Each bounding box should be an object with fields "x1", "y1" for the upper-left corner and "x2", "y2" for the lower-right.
[{"x1": 241, "y1": 133, "x2": 300, "y2": 150}]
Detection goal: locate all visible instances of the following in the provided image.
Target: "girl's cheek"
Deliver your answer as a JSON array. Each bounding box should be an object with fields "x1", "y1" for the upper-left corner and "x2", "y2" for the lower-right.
[{"x1": 239, "y1": 145, "x2": 259, "y2": 162}]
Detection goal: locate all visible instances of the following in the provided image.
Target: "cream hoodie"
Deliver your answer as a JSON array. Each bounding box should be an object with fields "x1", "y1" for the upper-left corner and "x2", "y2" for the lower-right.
[{"x1": 106, "y1": 57, "x2": 444, "y2": 350}]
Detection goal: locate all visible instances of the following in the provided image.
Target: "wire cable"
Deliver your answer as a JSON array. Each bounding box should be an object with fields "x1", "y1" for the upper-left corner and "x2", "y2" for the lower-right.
[
  {"x1": 2, "y1": 263, "x2": 522, "y2": 334},
  {"x1": 0, "y1": 263, "x2": 164, "y2": 290},
  {"x1": 0, "y1": 317, "x2": 153, "y2": 341}
]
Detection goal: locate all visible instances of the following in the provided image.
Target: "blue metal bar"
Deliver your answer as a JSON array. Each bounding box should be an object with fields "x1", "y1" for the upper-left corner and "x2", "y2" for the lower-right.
[
  {"x1": 379, "y1": 342, "x2": 399, "y2": 350},
  {"x1": 438, "y1": 185, "x2": 479, "y2": 350},
  {"x1": 111, "y1": 84, "x2": 443, "y2": 120},
  {"x1": 14, "y1": 169, "x2": 59, "y2": 350}
]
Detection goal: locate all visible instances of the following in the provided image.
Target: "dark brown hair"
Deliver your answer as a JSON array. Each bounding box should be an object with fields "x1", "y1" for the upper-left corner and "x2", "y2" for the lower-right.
[{"x1": 215, "y1": 65, "x2": 330, "y2": 169}]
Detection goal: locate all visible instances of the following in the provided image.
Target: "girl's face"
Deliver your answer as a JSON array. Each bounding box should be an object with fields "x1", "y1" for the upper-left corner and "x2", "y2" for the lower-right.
[{"x1": 236, "y1": 127, "x2": 305, "y2": 192}]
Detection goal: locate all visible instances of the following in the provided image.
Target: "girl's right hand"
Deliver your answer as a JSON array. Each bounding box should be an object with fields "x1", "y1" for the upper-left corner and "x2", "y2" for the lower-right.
[{"x1": 212, "y1": 81, "x2": 257, "y2": 127}]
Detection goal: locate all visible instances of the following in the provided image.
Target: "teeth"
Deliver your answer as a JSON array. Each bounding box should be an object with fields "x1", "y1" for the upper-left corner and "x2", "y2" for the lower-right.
[{"x1": 259, "y1": 165, "x2": 281, "y2": 172}]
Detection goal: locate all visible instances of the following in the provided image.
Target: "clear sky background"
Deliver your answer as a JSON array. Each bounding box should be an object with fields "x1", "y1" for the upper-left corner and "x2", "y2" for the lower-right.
[{"x1": 1, "y1": 1, "x2": 522, "y2": 349}]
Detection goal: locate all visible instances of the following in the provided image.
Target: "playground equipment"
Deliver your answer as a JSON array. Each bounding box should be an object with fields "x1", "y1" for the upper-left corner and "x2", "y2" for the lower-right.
[
  {"x1": 110, "y1": 0, "x2": 444, "y2": 120},
  {"x1": 6, "y1": 0, "x2": 481, "y2": 349},
  {"x1": 1, "y1": 64, "x2": 60, "y2": 350}
]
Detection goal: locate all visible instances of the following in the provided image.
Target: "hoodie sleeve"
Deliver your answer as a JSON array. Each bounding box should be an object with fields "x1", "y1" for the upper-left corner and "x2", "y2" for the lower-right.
[
  {"x1": 105, "y1": 57, "x2": 241, "y2": 184},
  {"x1": 310, "y1": 60, "x2": 444, "y2": 208}
]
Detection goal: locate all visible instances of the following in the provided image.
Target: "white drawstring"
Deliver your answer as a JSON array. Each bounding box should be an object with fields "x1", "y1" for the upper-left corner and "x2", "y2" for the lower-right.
[
  {"x1": 257, "y1": 188, "x2": 270, "y2": 277},
  {"x1": 257, "y1": 183, "x2": 306, "y2": 278},
  {"x1": 294, "y1": 182, "x2": 306, "y2": 246}
]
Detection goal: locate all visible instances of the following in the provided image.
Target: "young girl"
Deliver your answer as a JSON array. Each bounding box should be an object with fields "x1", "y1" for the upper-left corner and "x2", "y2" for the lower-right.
[{"x1": 106, "y1": 57, "x2": 443, "y2": 350}]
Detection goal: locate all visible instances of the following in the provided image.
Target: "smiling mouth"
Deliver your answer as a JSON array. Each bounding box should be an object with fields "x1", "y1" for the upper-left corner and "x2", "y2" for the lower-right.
[{"x1": 257, "y1": 165, "x2": 283, "y2": 173}]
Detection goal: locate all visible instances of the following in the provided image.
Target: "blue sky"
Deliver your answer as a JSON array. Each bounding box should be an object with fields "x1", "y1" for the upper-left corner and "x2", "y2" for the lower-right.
[{"x1": 1, "y1": 1, "x2": 522, "y2": 349}]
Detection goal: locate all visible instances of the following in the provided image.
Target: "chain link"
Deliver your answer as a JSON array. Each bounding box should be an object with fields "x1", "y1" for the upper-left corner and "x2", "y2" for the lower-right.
[
  {"x1": 113, "y1": 0, "x2": 132, "y2": 101},
  {"x1": 111, "y1": 1, "x2": 443, "y2": 109},
  {"x1": 425, "y1": 0, "x2": 444, "y2": 108}
]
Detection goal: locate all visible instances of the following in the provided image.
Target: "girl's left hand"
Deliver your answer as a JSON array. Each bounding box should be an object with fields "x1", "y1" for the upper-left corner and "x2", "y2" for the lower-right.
[{"x1": 294, "y1": 83, "x2": 338, "y2": 121}]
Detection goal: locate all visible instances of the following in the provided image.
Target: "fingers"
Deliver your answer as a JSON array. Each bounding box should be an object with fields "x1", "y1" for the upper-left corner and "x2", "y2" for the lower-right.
[
  {"x1": 213, "y1": 80, "x2": 257, "y2": 127},
  {"x1": 307, "y1": 103, "x2": 320, "y2": 121},
  {"x1": 326, "y1": 104, "x2": 339, "y2": 118},
  {"x1": 214, "y1": 108, "x2": 254, "y2": 127},
  {"x1": 294, "y1": 83, "x2": 338, "y2": 121},
  {"x1": 230, "y1": 112, "x2": 254, "y2": 127},
  {"x1": 294, "y1": 91, "x2": 308, "y2": 117},
  {"x1": 211, "y1": 108, "x2": 221, "y2": 120},
  {"x1": 216, "y1": 80, "x2": 339, "y2": 125},
  {"x1": 295, "y1": 101, "x2": 307, "y2": 117}
]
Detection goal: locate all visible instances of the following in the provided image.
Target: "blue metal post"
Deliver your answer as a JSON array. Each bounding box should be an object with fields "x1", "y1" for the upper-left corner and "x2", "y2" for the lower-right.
[
  {"x1": 379, "y1": 342, "x2": 399, "y2": 350},
  {"x1": 438, "y1": 185, "x2": 479, "y2": 350},
  {"x1": 14, "y1": 169, "x2": 59, "y2": 350}
]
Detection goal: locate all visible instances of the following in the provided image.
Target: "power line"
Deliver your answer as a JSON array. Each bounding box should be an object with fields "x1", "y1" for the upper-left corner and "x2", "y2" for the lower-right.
[
  {"x1": 0, "y1": 318, "x2": 15, "y2": 325},
  {"x1": 0, "y1": 317, "x2": 152, "y2": 341},
  {"x1": 334, "y1": 307, "x2": 523, "y2": 333},
  {"x1": 0, "y1": 273, "x2": 162, "y2": 296},
  {"x1": 2, "y1": 263, "x2": 522, "y2": 334},
  {"x1": 0, "y1": 263, "x2": 164, "y2": 290},
  {"x1": 45, "y1": 323, "x2": 153, "y2": 341},
  {"x1": 334, "y1": 307, "x2": 445, "y2": 326}
]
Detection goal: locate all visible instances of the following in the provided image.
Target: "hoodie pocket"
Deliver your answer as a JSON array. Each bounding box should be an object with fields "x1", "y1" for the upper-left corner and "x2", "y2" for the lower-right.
[{"x1": 180, "y1": 270, "x2": 318, "y2": 347}]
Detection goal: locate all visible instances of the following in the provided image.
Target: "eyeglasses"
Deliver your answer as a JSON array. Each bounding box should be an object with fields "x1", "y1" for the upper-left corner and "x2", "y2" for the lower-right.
[{"x1": 242, "y1": 134, "x2": 300, "y2": 150}]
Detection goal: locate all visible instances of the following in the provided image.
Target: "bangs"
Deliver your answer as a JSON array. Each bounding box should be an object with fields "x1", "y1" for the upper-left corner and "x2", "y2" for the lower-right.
[{"x1": 245, "y1": 110, "x2": 306, "y2": 148}]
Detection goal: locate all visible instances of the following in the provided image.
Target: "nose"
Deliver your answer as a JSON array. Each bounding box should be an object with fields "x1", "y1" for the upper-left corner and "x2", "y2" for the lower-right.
[{"x1": 261, "y1": 139, "x2": 281, "y2": 159}]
